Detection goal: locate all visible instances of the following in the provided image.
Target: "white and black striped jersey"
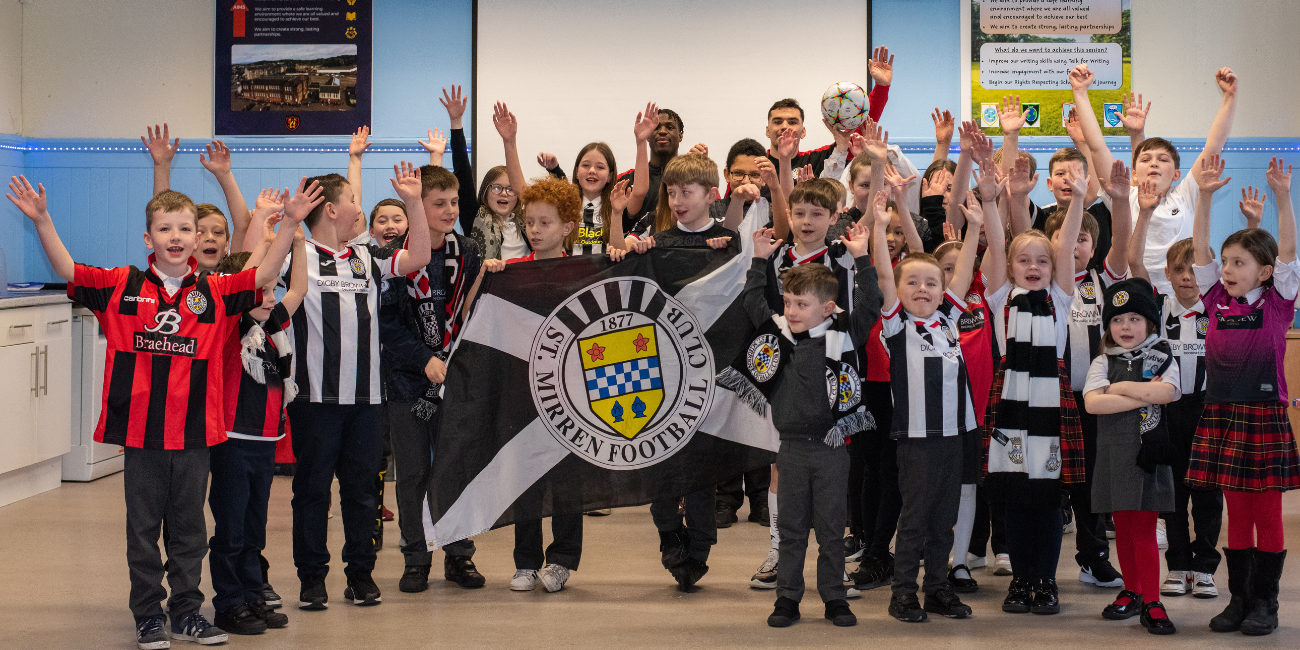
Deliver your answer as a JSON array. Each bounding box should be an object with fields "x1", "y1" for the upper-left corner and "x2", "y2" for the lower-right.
[
  {"x1": 284, "y1": 239, "x2": 405, "y2": 405},
  {"x1": 767, "y1": 240, "x2": 858, "y2": 315},
  {"x1": 1066, "y1": 261, "x2": 1126, "y2": 391},
  {"x1": 572, "y1": 197, "x2": 605, "y2": 257},
  {"x1": 1161, "y1": 294, "x2": 1208, "y2": 396},
  {"x1": 881, "y1": 292, "x2": 979, "y2": 439}
]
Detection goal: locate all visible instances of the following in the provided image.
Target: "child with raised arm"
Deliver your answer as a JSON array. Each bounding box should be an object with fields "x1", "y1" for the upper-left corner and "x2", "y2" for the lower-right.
[
  {"x1": 207, "y1": 209, "x2": 308, "y2": 636},
  {"x1": 1071, "y1": 63, "x2": 1238, "y2": 294},
  {"x1": 7, "y1": 174, "x2": 307, "y2": 649},
  {"x1": 1127, "y1": 180, "x2": 1224, "y2": 601},
  {"x1": 736, "y1": 220, "x2": 881, "y2": 628},
  {"x1": 872, "y1": 181, "x2": 982, "y2": 622},
  {"x1": 286, "y1": 162, "x2": 432, "y2": 611},
  {"x1": 1187, "y1": 156, "x2": 1299, "y2": 637},
  {"x1": 981, "y1": 171, "x2": 1089, "y2": 616}
]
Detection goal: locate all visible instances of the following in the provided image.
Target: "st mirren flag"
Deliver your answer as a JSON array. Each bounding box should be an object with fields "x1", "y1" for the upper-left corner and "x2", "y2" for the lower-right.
[{"x1": 423, "y1": 215, "x2": 779, "y2": 548}]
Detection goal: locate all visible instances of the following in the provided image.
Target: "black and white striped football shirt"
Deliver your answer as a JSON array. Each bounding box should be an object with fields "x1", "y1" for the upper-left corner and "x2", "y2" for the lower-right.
[
  {"x1": 881, "y1": 292, "x2": 979, "y2": 439},
  {"x1": 768, "y1": 241, "x2": 858, "y2": 315},
  {"x1": 1162, "y1": 295, "x2": 1208, "y2": 396},
  {"x1": 572, "y1": 197, "x2": 605, "y2": 257},
  {"x1": 284, "y1": 239, "x2": 405, "y2": 405}
]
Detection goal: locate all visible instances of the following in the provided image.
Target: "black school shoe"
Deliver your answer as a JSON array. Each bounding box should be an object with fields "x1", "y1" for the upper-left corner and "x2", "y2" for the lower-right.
[
  {"x1": 214, "y1": 603, "x2": 267, "y2": 635},
  {"x1": 1002, "y1": 577, "x2": 1032, "y2": 613},
  {"x1": 1141, "y1": 601, "x2": 1177, "y2": 635},
  {"x1": 924, "y1": 588, "x2": 973, "y2": 618},
  {"x1": 768, "y1": 596, "x2": 800, "y2": 627},
  {"x1": 889, "y1": 593, "x2": 928, "y2": 622},
  {"x1": 1030, "y1": 577, "x2": 1061, "y2": 614},
  {"x1": 670, "y1": 557, "x2": 709, "y2": 592},
  {"x1": 747, "y1": 501, "x2": 769, "y2": 525},
  {"x1": 399, "y1": 565, "x2": 431, "y2": 593},
  {"x1": 659, "y1": 528, "x2": 690, "y2": 570},
  {"x1": 444, "y1": 556, "x2": 487, "y2": 588},
  {"x1": 250, "y1": 600, "x2": 288, "y2": 629},
  {"x1": 714, "y1": 502, "x2": 738, "y2": 529},
  {"x1": 824, "y1": 599, "x2": 857, "y2": 626},
  {"x1": 1102, "y1": 590, "x2": 1143, "y2": 620},
  {"x1": 848, "y1": 552, "x2": 893, "y2": 590},
  {"x1": 298, "y1": 575, "x2": 328, "y2": 610},
  {"x1": 261, "y1": 582, "x2": 282, "y2": 609},
  {"x1": 343, "y1": 572, "x2": 382, "y2": 606},
  {"x1": 948, "y1": 564, "x2": 979, "y2": 593}
]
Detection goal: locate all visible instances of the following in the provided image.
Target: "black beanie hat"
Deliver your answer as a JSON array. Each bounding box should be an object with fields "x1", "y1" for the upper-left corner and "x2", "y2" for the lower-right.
[{"x1": 1101, "y1": 277, "x2": 1162, "y2": 330}]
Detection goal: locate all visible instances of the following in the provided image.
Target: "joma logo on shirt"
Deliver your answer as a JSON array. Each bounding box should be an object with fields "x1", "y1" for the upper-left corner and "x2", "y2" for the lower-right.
[{"x1": 134, "y1": 331, "x2": 197, "y2": 357}]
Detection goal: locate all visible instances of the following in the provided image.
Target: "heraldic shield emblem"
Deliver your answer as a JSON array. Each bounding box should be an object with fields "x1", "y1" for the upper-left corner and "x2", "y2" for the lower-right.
[{"x1": 580, "y1": 324, "x2": 664, "y2": 440}]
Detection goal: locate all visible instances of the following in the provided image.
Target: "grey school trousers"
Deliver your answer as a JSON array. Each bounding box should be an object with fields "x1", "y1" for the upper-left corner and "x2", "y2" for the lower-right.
[
  {"x1": 892, "y1": 435, "x2": 963, "y2": 597},
  {"x1": 775, "y1": 438, "x2": 850, "y2": 603},
  {"x1": 386, "y1": 401, "x2": 474, "y2": 567},
  {"x1": 124, "y1": 447, "x2": 210, "y2": 623}
]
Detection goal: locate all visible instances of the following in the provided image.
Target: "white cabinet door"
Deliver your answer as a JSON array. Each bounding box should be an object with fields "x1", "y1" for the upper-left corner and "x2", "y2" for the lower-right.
[
  {"x1": 36, "y1": 304, "x2": 72, "y2": 462},
  {"x1": 0, "y1": 342, "x2": 38, "y2": 475}
]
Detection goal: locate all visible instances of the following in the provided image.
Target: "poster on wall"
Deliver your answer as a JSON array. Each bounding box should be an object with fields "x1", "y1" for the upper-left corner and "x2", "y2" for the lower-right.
[
  {"x1": 215, "y1": 0, "x2": 372, "y2": 135},
  {"x1": 967, "y1": 0, "x2": 1131, "y2": 136}
]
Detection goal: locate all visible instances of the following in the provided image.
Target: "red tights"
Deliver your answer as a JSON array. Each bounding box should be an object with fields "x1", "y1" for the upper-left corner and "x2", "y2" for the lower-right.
[
  {"x1": 1112, "y1": 510, "x2": 1161, "y2": 603},
  {"x1": 1223, "y1": 489, "x2": 1285, "y2": 553}
]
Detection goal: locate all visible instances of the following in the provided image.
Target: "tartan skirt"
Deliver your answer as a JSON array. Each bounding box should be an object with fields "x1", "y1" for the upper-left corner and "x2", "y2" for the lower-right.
[{"x1": 1186, "y1": 401, "x2": 1300, "y2": 492}]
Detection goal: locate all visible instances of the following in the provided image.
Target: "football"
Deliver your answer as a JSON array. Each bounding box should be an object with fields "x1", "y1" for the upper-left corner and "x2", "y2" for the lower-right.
[{"x1": 821, "y1": 81, "x2": 868, "y2": 131}]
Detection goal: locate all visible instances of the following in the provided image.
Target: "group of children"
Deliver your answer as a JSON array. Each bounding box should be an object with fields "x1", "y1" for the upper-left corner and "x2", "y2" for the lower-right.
[{"x1": 6, "y1": 44, "x2": 1297, "y2": 646}]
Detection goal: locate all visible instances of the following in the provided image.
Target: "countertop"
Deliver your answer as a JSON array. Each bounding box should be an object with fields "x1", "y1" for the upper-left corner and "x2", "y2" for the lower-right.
[{"x1": 0, "y1": 292, "x2": 71, "y2": 309}]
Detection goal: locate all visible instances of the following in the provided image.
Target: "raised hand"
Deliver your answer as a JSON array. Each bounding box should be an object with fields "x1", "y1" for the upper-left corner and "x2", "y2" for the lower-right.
[
  {"x1": 390, "y1": 161, "x2": 424, "y2": 203},
  {"x1": 974, "y1": 164, "x2": 1005, "y2": 199},
  {"x1": 872, "y1": 188, "x2": 891, "y2": 226},
  {"x1": 198, "y1": 140, "x2": 232, "y2": 176},
  {"x1": 1194, "y1": 154, "x2": 1232, "y2": 194},
  {"x1": 1008, "y1": 155, "x2": 1039, "y2": 196},
  {"x1": 998, "y1": 94, "x2": 1026, "y2": 134},
  {"x1": 1216, "y1": 67, "x2": 1238, "y2": 96},
  {"x1": 883, "y1": 163, "x2": 916, "y2": 194},
  {"x1": 1098, "y1": 159, "x2": 1132, "y2": 200},
  {"x1": 1265, "y1": 156, "x2": 1292, "y2": 196},
  {"x1": 5, "y1": 175, "x2": 48, "y2": 221},
  {"x1": 609, "y1": 178, "x2": 632, "y2": 215},
  {"x1": 284, "y1": 177, "x2": 324, "y2": 223},
  {"x1": 1069, "y1": 64, "x2": 1094, "y2": 90},
  {"x1": 969, "y1": 129, "x2": 996, "y2": 167},
  {"x1": 848, "y1": 132, "x2": 867, "y2": 158},
  {"x1": 418, "y1": 128, "x2": 447, "y2": 154},
  {"x1": 349, "y1": 126, "x2": 372, "y2": 158},
  {"x1": 1240, "y1": 185, "x2": 1265, "y2": 228},
  {"x1": 842, "y1": 221, "x2": 870, "y2": 258},
  {"x1": 869, "y1": 46, "x2": 894, "y2": 86},
  {"x1": 689, "y1": 143, "x2": 709, "y2": 156},
  {"x1": 536, "y1": 151, "x2": 559, "y2": 170},
  {"x1": 752, "y1": 227, "x2": 782, "y2": 259},
  {"x1": 1120, "y1": 92, "x2": 1151, "y2": 134},
  {"x1": 957, "y1": 119, "x2": 980, "y2": 149},
  {"x1": 260, "y1": 212, "x2": 286, "y2": 243},
  {"x1": 797, "y1": 164, "x2": 814, "y2": 183},
  {"x1": 776, "y1": 129, "x2": 799, "y2": 160},
  {"x1": 1064, "y1": 107, "x2": 1084, "y2": 142},
  {"x1": 1136, "y1": 180, "x2": 1162, "y2": 212},
  {"x1": 492, "y1": 101, "x2": 517, "y2": 142},
  {"x1": 824, "y1": 116, "x2": 851, "y2": 151},
  {"x1": 141, "y1": 123, "x2": 180, "y2": 165},
  {"x1": 922, "y1": 168, "x2": 953, "y2": 198},
  {"x1": 960, "y1": 195, "x2": 985, "y2": 232},
  {"x1": 942, "y1": 221, "x2": 960, "y2": 243},
  {"x1": 1062, "y1": 170, "x2": 1089, "y2": 197},
  {"x1": 755, "y1": 157, "x2": 779, "y2": 188},
  {"x1": 440, "y1": 85, "x2": 468, "y2": 125},
  {"x1": 932, "y1": 108, "x2": 954, "y2": 143},
  {"x1": 253, "y1": 187, "x2": 287, "y2": 219},
  {"x1": 861, "y1": 118, "x2": 889, "y2": 161},
  {"x1": 634, "y1": 102, "x2": 659, "y2": 142}
]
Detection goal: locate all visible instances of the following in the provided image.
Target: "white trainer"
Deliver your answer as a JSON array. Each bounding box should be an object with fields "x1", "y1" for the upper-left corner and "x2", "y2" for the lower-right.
[
  {"x1": 537, "y1": 563, "x2": 571, "y2": 593},
  {"x1": 510, "y1": 569, "x2": 538, "y2": 591},
  {"x1": 751, "y1": 548, "x2": 778, "y2": 589},
  {"x1": 966, "y1": 553, "x2": 988, "y2": 569},
  {"x1": 993, "y1": 553, "x2": 1013, "y2": 576},
  {"x1": 1156, "y1": 520, "x2": 1168, "y2": 549},
  {"x1": 846, "y1": 586, "x2": 861, "y2": 599},
  {"x1": 1160, "y1": 570, "x2": 1191, "y2": 596},
  {"x1": 1192, "y1": 572, "x2": 1219, "y2": 598}
]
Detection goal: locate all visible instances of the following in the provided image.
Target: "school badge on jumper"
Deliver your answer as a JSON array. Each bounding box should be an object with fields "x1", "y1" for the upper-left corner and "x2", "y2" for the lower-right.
[
  {"x1": 747, "y1": 334, "x2": 780, "y2": 382},
  {"x1": 1046, "y1": 443, "x2": 1061, "y2": 472},
  {"x1": 531, "y1": 277, "x2": 715, "y2": 469},
  {"x1": 1009, "y1": 436, "x2": 1024, "y2": 464}
]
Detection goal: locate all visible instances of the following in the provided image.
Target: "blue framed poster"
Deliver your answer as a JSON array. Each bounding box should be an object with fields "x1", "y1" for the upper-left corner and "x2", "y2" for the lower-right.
[{"x1": 216, "y1": 0, "x2": 372, "y2": 135}]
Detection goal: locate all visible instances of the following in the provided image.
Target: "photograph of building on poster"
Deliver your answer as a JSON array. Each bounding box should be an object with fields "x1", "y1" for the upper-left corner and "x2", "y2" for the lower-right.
[
  {"x1": 231, "y1": 44, "x2": 358, "y2": 112},
  {"x1": 970, "y1": 0, "x2": 1131, "y2": 136}
]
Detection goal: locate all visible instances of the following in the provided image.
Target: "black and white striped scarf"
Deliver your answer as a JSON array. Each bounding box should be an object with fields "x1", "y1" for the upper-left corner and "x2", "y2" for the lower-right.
[{"x1": 989, "y1": 288, "x2": 1062, "y2": 478}]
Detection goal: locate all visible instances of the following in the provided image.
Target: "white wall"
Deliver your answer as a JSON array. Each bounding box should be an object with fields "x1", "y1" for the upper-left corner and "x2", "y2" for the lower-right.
[
  {"x1": 22, "y1": 0, "x2": 214, "y2": 138},
  {"x1": 0, "y1": 0, "x2": 23, "y2": 135},
  {"x1": 1132, "y1": 0, "x2": 1300, "y2": 139},
  {"x1": 475, "y1": 0, "x2": 869, "y2": 176}
]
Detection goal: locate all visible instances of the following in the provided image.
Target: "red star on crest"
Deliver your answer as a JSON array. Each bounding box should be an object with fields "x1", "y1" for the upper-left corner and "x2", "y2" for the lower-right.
[
  {"x1": 586, "y1": 342, "x2": 606, "y2": 362},
  {"x1": 632, "y1": 333, "x2": 649, "y2": 353}
]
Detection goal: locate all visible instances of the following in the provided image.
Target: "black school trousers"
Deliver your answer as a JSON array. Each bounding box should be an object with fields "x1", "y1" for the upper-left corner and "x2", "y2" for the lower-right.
[
  {"x1": 124, "y1": 447, "x2": 210, "y2": 623},
  {"x1": 1163, "y1": 392, "x2": 1223, "y2": 573}
]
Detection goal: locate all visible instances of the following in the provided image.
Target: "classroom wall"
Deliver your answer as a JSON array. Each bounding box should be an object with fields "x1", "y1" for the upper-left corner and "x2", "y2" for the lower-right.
[
  {"x1": 0, "y1": 0, "x2": 22, "y2": 136},
  {"x1": 3, "y1": 0, "x2": 1299, "y2": 285}
]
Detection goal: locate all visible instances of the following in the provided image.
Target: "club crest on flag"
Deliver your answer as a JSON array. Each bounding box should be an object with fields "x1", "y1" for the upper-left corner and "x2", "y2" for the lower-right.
[{"x1": 530, "y1": 277, "x2": 715, "y2": 470}]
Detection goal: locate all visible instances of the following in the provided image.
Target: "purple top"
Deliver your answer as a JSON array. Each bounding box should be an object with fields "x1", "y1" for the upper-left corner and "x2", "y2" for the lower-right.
[{"x1": 1196, "y1": 259, "x2": 1300, "y2": 404}]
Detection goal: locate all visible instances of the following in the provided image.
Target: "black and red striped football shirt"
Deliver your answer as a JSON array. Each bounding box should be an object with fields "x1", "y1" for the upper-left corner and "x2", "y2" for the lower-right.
[
  {"x1": 69, "y1": 255, "x2": 261, "y2": 449},
  {"x1": 223, "y1": 304, "x2": 293, "y2": 441}
]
